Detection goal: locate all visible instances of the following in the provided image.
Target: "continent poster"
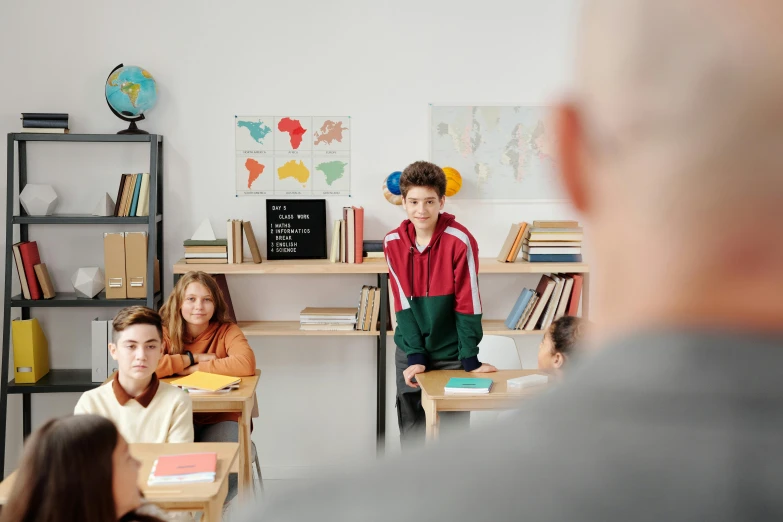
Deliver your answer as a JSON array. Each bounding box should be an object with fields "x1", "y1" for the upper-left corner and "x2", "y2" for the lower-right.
[
  {"x1": 429, "y1": 105, "x2": 563, "y2": 201},
  {"x1": 235, "y1": 115, "x2": 351, "y2": 197}
]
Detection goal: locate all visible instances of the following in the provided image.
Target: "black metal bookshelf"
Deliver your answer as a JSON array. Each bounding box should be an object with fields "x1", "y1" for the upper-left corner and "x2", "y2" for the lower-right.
[{"x1": 1, "y1": 133, "x2": 165, "y2": 475}]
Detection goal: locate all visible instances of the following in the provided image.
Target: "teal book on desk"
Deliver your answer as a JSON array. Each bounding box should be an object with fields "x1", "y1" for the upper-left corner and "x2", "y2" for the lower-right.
[{"x1": 444, "y1": 377, "x2": 493, "y2": 395}]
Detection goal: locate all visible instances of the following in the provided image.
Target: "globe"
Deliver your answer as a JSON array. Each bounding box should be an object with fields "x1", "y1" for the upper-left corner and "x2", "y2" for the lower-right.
[
  {"x1": 105, "y1": 64, "x2": 158, "y2": 134},
  {"x1": 383, "y1": 171, "x2": 403, "y2": 205}
]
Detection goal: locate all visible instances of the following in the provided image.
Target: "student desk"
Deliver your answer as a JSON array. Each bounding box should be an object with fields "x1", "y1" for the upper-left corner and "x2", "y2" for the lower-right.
[
  {"x1": 416, "y1": 370, "x2": 551, "y2": 441},
  {"x1": 0, "y1": 442, "x2": 238, "y2": 522},
  {"x1": 164, "y1": 369, "x2": 261, "y2": 499}
]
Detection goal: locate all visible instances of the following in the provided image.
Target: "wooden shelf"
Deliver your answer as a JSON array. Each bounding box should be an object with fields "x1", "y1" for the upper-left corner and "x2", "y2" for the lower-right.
[
  {"x1": 174, "y1": 258, "x2": 589, "y2": 275},
  {"x1": 237, "y1": 321, "x2": 380, "y2": 336}
]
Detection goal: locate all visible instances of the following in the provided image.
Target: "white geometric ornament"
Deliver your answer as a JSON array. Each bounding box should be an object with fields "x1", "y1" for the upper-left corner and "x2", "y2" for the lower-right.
[
  {"x1": 92, "y1": 193, "x2": 115, "y2": 217},
  {"x1": 20, "y1": 184, "x2": 58, "y2": 216},
  {"x1": 191, "y1": 218, "x2": 216, "y2": 241},
  {"x1": 71, "y1": 267, "x2": 105, "y2": 298}
]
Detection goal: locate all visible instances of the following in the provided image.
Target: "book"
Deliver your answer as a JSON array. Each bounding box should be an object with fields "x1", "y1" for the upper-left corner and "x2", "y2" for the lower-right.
[
  {"x1": 119, "y1": 174, "x2": 135, "y2": 217},
  {"x1": 22, "y1": 119, "x2": 69, "y2": 129},
  {"x1": 300, "y1": 324, "x2": 357, "y2": 331},
  {"x1": 129, "y1": 172, "x2": 143, "y2": 216},
  {"x1": 504, "y1": 288, "x2": 534, "y2": 329},
  {"x1": 226, "y1": 220, "x2": 234, "y2": 264},
  {"x1": 523, "y1": 246, "x2": 582, "y2": 255},
  {"x1": 233, "y1": 220, "x2": 243, "y2": 263},
  {"x1": 369, "y1": 285, "x2": 382, "y2": 332},
  {"x1": 114, "y1": 174, "x2": 128, "y2": 217},
  {"x1": 185, "y1": 258, "x2": 229, "y2": 264},
  {"x1": 19, "y1": 128, "x2": 69, "y2": 134},
  {"x1": 497, "y1": 223, "x2": 522, "y2": 262},
  {"x1": 18, "y1": 241, "x2": 43, "y2": 300},
  {"x1": 516, "y1": 294, "x2": 539, "y2": 329},
  {"x1": 21, "y1": 113, "x2": 68, "y2": 120},
  {"x1": 345, "y1": 207, "x2": 355, "y2": 264},
  {"x1": 243, "y1": 221, "x2": 262, "y2": 264},
  {"x1": 183, "y1": 239, "x2": 228, "y2": 247},
  {"x1": 148, "y1": 453, "x2": 217, "y2": 485},
  {"x1": 524, "y1": 254, "x2": 583, "y2": 263},
  {"x1": 185, "y1": 246, "x2": 228, "y2": 254},
  {"x1": 364, "y1": 252, "x2": 384, "y2": 259},
  {"x1": 541, "y1": 275, "x2": 565, "y2": 329},
  {"x1": 363, "y1": 240, "x2": 384, "y2": 253},
  {"x1": 444, "y1": 377, "x2": 493, "y2": 395},
  {"x1": 353, "y1": 206, "x2": 364, "y2": 264},
  {"x1": 170, "y1": 371, "x2": 241, "y2": 392},
  {"x1": 12, "y1": 242, "x2": 31, "y2": 300},
  {"x1": 300, "y1": 307, "x2": 358, "y2": 322},
  {"x1": 184, "y1": 253, "x2": 228, "y2": 259},
  {"x1": 330, "y1": 220, "x2": 341, "y2": 263},
  {"x1": 507, "y1": 222, "x2": 529, "y2": 262},
  {"x1": 524, "y1": 275, "x2": 556, "y2": 330},
  {"x1": 33, "y1": 263, "x2": 55, "y2": 299},
  {"x1": 532, "y1": 220, "x2": 580, "y2": 228},
  {"x1": 137, "y1": 173, "x2": 150, "y2": 216},
  {"x1": 340, "y1": 219, "x2": 347, "y2": 263},
  {"x1": 555, "y1": 275, "x2": 574, "y2": 320},
  {"x1": 567, "y1": 274, "x2": 584, "y2": 316},
  {"x1": 363, "y1": 287, "x2": 376, "y2": 331},
  {"x1": 527, "y1": 241, "x2": 583, "y2": 248}
]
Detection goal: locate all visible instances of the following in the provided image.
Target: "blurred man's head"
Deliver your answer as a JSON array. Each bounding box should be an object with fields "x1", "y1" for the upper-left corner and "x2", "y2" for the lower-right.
[{"x1": 556, "y1": 0, "x2": 783, "y2": 336}]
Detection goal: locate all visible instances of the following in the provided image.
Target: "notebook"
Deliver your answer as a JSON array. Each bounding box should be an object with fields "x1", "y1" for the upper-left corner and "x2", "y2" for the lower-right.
[
  {"x1": 444, "y1": 377, "x2": 493, "y2": 395},
  {"x1": 169, "y1": 371, "x2": 241, "y2": 392},
  {"x1": 147, "y1": 452, "x2": 217, "y2": 485}
]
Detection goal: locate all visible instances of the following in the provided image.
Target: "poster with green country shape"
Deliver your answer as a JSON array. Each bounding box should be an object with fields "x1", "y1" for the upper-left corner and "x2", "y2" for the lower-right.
[{"x1": 235, "y1": 115, "x2": 351, "y2": 197}]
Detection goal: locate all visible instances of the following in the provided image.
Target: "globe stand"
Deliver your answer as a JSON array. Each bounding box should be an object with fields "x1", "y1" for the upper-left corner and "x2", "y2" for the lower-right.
[{"x1": 117, "y1": 121, "x2": 149, "y2": 135}]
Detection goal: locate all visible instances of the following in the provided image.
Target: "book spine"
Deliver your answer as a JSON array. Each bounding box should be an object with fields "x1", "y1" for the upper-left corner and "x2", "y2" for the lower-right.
[
  {"x1": 22, "y1": 119, "x2": 69, "y2": 128},
  {"x1": 19, "y1": 242, "x2": 43, "y2": 300},
  {"x1": 21, "y1": 113, "x2": 68, "y2": 120},
  {"x1": 527, "y1": 254, "x2": 583, "y2": 262}
]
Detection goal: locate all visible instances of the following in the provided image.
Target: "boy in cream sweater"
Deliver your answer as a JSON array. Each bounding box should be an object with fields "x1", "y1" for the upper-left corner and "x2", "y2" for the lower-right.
[{"x1": 75, "y1": 306, "x2": 194, "y2": 443}]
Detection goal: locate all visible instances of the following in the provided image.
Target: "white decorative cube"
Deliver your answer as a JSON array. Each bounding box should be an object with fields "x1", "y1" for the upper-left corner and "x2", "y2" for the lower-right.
[
  {"x1": 20, "y1": 184, "x2": 58, "y2": 216},
  {"x1": 71, "y1": 267, "x2": 105, "y2": 298},
  {"x1": 93, "y1": 193, "x2": 115, "y2": 216}
]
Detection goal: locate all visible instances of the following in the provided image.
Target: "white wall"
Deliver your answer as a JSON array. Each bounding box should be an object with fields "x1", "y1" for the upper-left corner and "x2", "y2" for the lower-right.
[{"x1": 0, "y1": 0, "x2": 581, "y2": 477}]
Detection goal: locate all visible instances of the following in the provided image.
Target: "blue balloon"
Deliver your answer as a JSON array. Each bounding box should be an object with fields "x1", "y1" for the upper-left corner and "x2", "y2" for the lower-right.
[{"x1": 387, "y1": 171, "x2": 402, "y2": 196}]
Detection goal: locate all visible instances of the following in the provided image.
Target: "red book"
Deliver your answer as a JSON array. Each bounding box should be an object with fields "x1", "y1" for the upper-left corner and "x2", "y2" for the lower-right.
[
  {"x1": 154, "y1": 452, "x2": 217, "y2": 477},
  {"x1": 567, "y1": 274, "x2": 584, "y2": 316},
  {"x1": 18, "y1": 241, "x2": 43, "y2": 300},
  {"x1": 353, "y1": 206, "x2": 364, "y2": 264}
]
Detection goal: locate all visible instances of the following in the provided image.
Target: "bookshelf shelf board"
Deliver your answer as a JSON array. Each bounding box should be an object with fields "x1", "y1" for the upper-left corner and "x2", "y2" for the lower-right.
[
  {"x1": 12, "y1": 133, "x2": 161, "y2": 143},
  {"x1": 13, "y1": 214, "x2": 162, "y2": 225},
  {"x1": 238, "y1": 320, "x2": 381, "y2": 337},
  {"x1": 7, "y1": 369, "x2": 97, "y2": 394},
  {"x1": 174, "y1": 258, "x2": 590, "y2": 275},
  {"x1": 10, "y1": 291, "x2": 162, "y2": 308}
]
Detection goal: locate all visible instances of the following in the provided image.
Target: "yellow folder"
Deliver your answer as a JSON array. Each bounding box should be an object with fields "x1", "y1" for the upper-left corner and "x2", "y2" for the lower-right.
[
  {"x1": 12, "y1": 318, "x2": 50, "y2": 383},
  {"x1": 170, "y1": 371, "x2": 241, "y2": 392}
]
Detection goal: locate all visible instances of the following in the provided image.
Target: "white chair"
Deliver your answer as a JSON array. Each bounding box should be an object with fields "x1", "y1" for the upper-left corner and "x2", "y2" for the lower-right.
[{"x1": 471, "y1": 335, "x2": 522, "y2": 428}]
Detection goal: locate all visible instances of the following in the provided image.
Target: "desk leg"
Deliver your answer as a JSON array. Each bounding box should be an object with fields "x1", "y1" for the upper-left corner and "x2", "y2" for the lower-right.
[
  {"x1": 204, "y1": 477, "x2": 228, "y2": 522},
  {"x1": 237, "y1": 406, "x2": 252, "y2": 499},
  {"x1": 421, "y1": 392, "x2": 439, "y2": 442}
]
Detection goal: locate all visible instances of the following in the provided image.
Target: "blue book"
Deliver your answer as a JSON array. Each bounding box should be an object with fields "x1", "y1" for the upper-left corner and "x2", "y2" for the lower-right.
[
  {"x1": 444, "y1": 377, "x2": 493, "y2": 394},
  {"x1": 504, "y1": 288, "x2": 533, "y2": 329},
  {"x1": 528, "y1": 254, "x2": 583, "y2": 263},
  {"x1": 128, "y1": 173, "x2": 142, "y2": 217}
]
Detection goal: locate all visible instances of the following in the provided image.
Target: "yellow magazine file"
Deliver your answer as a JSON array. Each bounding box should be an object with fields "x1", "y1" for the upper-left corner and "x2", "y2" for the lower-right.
[
  {"x1": 170, "y1": 371, "x2": 241, "y2": 392},
  {"x1": 11, "y1": 318, "x2": 50, "y2": 383}
]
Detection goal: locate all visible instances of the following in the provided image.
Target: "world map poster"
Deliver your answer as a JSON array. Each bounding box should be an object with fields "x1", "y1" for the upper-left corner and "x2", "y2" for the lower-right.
[
  {"x1": 235, "y1": 115, "x2": 351, "y2": 197},
  {"x1": 430, "y1": 105, "x2": 563, "y2": 201}
]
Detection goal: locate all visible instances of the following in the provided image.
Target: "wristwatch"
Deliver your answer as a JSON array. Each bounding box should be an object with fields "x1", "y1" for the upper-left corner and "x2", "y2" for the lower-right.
[{"x1": 185, "y1": 351, "x2": 195, "y2": 367}]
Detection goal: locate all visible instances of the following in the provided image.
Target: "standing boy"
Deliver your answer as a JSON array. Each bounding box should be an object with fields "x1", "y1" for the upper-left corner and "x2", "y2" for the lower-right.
[
  {"x1": 75, "y1": 306, "x2": 194, "y2": 443},
  {"x1": 384, "y1": 161, "x2": 496, "y2": 448}
]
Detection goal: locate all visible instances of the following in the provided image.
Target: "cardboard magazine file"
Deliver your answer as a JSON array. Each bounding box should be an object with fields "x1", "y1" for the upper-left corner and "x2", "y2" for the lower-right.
[{"x1": 104, "y1": 232, "x2": 127, "y2": 299}]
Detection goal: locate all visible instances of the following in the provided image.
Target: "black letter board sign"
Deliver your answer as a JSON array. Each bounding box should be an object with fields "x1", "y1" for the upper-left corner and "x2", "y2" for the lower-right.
[{"x1": 266, "y1": 199, "x2": 327, "y2": 260}]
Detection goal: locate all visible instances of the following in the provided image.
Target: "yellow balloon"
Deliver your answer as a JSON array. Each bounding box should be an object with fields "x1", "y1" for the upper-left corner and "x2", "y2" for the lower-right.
[{"x1": 443, "y1": 167, "x2": 462, "y2": 197}]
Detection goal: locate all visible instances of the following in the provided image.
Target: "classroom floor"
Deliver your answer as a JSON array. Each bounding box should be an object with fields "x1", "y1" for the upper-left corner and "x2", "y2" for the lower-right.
[{"x1": 223, "y1": 479, "x2": 311, "y2": 521}]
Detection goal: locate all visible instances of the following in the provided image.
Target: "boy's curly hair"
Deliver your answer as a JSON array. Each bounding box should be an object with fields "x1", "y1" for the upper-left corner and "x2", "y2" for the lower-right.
[{"x1": 400, "y1": 161, "x2": 447, "y2": 199}]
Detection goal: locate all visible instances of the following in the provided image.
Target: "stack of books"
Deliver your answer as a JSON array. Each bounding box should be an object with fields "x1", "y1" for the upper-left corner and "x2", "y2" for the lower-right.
[
  {"x1": 329, "y1": 206, "x2": 364, "y2": 263},
  {"x1": 147, "y1": 452, "x2": 217, "y2": 485},
  {"x1": 12, "y1": 241, "x2": 55, "y2": 300},
  {"x1": 504, "y1": 273, "x2": 584, "y2": 331},
  {"x1": 114, "y1": 173, "x2": 150, "y2": 217},
  {"x1": 184, "y1": 238, "x2": 228, "y2": 264},
  {"x1": 498, "y1": 221, "x2": 584, "y2": 263},
  {"x1": 170, "y1": 371, "x2": 241, "y2": 394},
  {"x1": 20, "y1": 113, "x2": 69, "y2": 134},
  {"x1": 444, "y1": 377, "x2": 493, "y2": 395},
  {"x1": 225, "y1": 220, "x2": 262, "y2": 264},
  {"x1": 299, "y1": 307, "x2": 358, "y2": 331},
  {"x1": 363, "y1": 240, "x2": 384, "y2": 260},
  {"x1": 521, "y1": 221, "x2": 583, "y2": 263},
  {"x1": 355, "y1": 285, "x2": 382, "y2": 331}
]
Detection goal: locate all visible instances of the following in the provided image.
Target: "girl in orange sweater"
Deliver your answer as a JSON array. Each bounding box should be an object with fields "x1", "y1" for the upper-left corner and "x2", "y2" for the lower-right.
[{"x1": 157, "y1": 270, "x2": 256, "y2": 502}]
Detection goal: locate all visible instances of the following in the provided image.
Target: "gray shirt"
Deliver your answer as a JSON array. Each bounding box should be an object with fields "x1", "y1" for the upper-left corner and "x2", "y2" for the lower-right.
[{"x1": 252, "y1": 330, "x2": 783, "y2": 521}]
